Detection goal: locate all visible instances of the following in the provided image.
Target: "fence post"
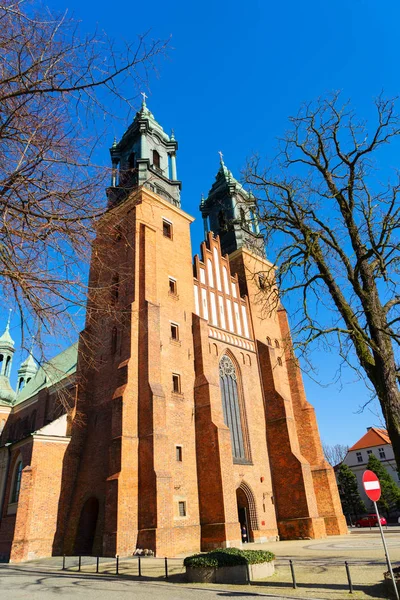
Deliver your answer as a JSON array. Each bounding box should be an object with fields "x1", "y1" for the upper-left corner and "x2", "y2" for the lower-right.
[
  {"x1": 289, "y1": 559, "x2": 297, "y2": 589},
  {"x1": 165, "y1": 556, "x2": 168, "y2": 580},
  {"x1": 138, "y1": 556, "x2": 141, "y2": 577},
  {"x1": 116, "y1": 555, "x2": 119, "y2": 575},
  {"x1": 96, "y1": 556, "x2": 99, "y2": 574},
  {"x1": 62, "y1": 555, "x2": 66, "y2": 571},
  {"x1": 78, "y1": 556, "x2": 81, "y2": 572},
  {"x1": 345, "y1": 561, "x2": 353, "y2": 594}
]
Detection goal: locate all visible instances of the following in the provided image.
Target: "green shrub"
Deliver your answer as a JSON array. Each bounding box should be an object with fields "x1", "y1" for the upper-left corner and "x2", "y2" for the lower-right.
[{"x1": 184, "y1": 547, "x2": 275, "y2": 568}]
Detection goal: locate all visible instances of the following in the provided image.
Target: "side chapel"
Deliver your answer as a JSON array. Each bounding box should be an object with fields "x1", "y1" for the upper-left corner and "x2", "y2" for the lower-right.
[{"x1": 0, "y1": 98, "x2": 347, "y2": 562}]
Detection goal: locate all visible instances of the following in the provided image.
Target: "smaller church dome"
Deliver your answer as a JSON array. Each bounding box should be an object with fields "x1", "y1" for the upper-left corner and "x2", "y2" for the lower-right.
[{"x1": 0, "y1": 375, "x2": 15, "y2": 405}]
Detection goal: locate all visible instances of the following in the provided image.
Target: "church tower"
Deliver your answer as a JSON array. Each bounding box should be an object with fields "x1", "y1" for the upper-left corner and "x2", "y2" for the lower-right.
[
  {"x1": 0, "y1": 313, "x2": 16, "y2": 406},
  {"x1": 56, "y1": 100, "x2": 201, "y2": 559},
  {"x1": 200, "y1": 154, "x2": 264, "y2": 257},
  {"x1": 107, "y1": 94, "x2": 181, "y2": 208},
  {"x1": 202, "y1": 158, "x2": 347, "y2": 539}
]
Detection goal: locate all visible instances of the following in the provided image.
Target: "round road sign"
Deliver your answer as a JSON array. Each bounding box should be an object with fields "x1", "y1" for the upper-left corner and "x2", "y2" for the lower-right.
[{"x1": 362, "y1": 470, "x2": 381, "y2": 502}]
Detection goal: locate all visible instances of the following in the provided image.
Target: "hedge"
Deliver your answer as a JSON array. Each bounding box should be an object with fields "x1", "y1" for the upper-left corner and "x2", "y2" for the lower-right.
[{"x1": 184, "y1": 547, "x2": 275, "y2": 568}]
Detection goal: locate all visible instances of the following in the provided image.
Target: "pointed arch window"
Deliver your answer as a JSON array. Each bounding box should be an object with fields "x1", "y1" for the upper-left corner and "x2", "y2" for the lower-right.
[
  {"x1": 11, "y1": 460, "x2": 23, "y2": 504},
  {"x1": 219, "y1": 355, "x2": 250, "y2": 464}
]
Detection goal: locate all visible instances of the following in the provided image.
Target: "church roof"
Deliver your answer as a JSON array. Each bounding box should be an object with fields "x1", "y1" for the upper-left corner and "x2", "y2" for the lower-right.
[
  {"x1": 349, "y1": 427, "x2": 391, "y2": 451},
  {"x1": 15, "y1": 343, "x2": 78, "y2": 405},
  {"x1": 0, "y1": 375, "x2": 16, "y2": 405}
]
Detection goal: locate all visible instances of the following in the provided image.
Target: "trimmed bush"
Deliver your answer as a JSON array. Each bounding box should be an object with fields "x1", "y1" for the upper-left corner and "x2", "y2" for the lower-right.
[{"x1": 184, "y1": 547, "x2": 275, "y2": 569}]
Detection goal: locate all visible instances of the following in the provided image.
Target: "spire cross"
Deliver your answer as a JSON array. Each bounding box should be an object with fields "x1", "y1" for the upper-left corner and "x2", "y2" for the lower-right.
[
  {"x1": 6, "y1": 308, "x2": 11, "y2": 331},
  {"x1": 218, "y1": 150, "x2": 224, "y2": 165},
  {"x1": 141, "y1": 91, "x2": 148, "y2": 106}
]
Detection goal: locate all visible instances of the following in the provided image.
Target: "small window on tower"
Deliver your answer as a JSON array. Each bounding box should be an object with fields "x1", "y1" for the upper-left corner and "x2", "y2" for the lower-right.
[
  {"x1": 178, "y1": 501, "x2": 186, "y2": 517},
  {"x1": 170, "y1": 323, "x2": 179, "y2": 341},
  {"x1": 172, "y1": 373, "x2": 181, "y2": 394},
  {"x1": 153, "y1": 149, "x2": 160, "y2": 168},
  {"x1": 266, "y1": 337, "x2": 272, "y2": 346},
  {"x1": 356, "y1": 451, "x2": 363, "y2": 463},
  {"x1": 128, "y1": 152, "x2": 135, "y2": 169},
  {"x1": 163, "y1": 219, "x2": 173, "y2": 239},
  {"x1": 176, "y1": 446, "x2": 183, "y2": 462},
  {"x1": 277, "y1": 357, "x2": 282, "y2": 366},
  {"x1": 379, "y1": 447, "x2": 386, "y2": 459},
  {"x1": 169, "y1": 278, "x2": 177, "y2": 295}
]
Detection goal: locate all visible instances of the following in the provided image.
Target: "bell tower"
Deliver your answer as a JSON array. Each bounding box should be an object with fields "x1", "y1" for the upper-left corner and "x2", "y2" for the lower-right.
[
  {"x1": 107, "y1": 93, "x2": 181, "y2": 208},
  {"x1": 0, "y1": 311, "x2": 16, "y2": 406},
  {"x1": 200, "y1": 154, "x2": 264, "y2": 257}
]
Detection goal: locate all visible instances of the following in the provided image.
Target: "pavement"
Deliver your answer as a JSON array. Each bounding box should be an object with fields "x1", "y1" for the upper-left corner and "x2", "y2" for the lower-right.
[{"x1": 0, "y1": 530, "x2": 399, "y2": 600}]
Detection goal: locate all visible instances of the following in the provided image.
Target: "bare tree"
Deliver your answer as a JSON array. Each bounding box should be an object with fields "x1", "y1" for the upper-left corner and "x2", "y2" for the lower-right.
[
  {"x1": 322, "y1": 443, "x2": 349, "y2": 467},
  {"x1": 245, "y1": 94, "x2": 400, "y2": 473},
  {"x1": 0, "y1": 0, "x2": 167, "y2": 354}
]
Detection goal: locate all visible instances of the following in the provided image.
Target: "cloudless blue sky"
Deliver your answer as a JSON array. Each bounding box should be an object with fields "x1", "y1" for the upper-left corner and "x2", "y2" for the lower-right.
[{"x1": 6, "y1": 0, "x2": 400, "y2": 447}]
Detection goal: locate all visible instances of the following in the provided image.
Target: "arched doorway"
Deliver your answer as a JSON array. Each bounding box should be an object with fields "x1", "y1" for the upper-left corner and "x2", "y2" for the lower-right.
[
  {"x1": 74, "y1": 497, "x2": 99, "y2": 555},
  {"x1": 236, "y1": 483, "x2": 258, "y2": 543}
]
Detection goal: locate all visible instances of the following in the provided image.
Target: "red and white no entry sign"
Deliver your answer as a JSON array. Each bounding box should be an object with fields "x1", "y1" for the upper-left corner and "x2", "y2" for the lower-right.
[{"x1": 362, "y1": 470, "x2": 381, "y2": 502}]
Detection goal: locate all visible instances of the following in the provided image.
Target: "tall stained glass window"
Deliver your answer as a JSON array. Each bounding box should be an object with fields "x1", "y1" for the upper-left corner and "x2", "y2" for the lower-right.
[{"x1": 219, "y1": 355, "x2": 248, "y2": 463}]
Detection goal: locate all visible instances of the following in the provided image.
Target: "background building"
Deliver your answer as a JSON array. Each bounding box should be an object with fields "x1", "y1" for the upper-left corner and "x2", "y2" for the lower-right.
[{"x1": 341, "y1": 427, "x2": 399, "y2": 510}]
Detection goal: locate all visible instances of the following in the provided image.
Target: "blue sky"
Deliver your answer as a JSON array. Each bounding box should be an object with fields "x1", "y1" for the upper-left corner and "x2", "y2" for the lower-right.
[{"x1": 6, "y1": 0, "x2": 400, "y2": 447}]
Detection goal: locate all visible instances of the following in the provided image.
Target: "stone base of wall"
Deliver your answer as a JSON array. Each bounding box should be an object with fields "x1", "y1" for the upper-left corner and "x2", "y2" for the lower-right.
[
  {"x1": 324, "y1": 515, "x2": 348, "y2": 536},
  {"x1": 186, "y1": 561, "x2": 275, "y2": 584},
  {"x1": 201, "y1": 522, "x2": 242, "y2": 552},
  {"x1": 278, "y1": 516, "x2": 326, "y2": 540}
]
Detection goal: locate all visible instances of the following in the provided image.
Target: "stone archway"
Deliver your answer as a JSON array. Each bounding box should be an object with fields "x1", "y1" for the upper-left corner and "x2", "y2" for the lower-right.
[
  {"x1": 74, "y1": 497, "x2": 99, "y2": 555},
  {"x1": 236, "y1": 482, "x2": 259, "y2": 543}
]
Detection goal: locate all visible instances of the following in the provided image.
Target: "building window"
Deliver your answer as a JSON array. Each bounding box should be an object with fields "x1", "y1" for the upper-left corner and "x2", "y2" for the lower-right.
[
  {"x1": 172, "y1": 373, "x2": 181, "y2": 394},
  {"x1": 275, "y1": 339, "x2": 280, "y2": 348},
  {"x1": 176, "y1": 446, "x2": 183, "y2": 462},
  {"x1": 111, "y1": 273, "x2": 119, "y2": 304},
  {"x1": 169, "y1": 278, "x2": 177, "y2": 295},
  {"x1": 170, "y1": 323, "x2": 179, "y2": 341},
  {"x1": 178, "y1": 501, "x2": 186, "y2": 517},
  {"x1": 153, "y1": 149, "x2": 160, "y2": 168},
  {"x1": 219, "y1": 355, "x2": 249, "y2": 463},
  {"x1": 379, "y1": 448, "x2": 386, "y2": 459},
  {"x1": 266, "y1": 337, "x2": 271, "y2": 346},
  {"x1": 367, "y1": 450, "x2": 372, "y2": 455},
  {"x1": 163, "y1": 219, "x2": 172, "y2": 239},
  {"x1": 356, "y1": 452, "x2": 363, "y2": 463},
  {"x1": 258, "y1": 274, "x2": 266, "y2": 289},
  {"x1": 111, "y1": 327, "x2": 118, "y2": 355},
  {"x1": 128, "y1": 152, "x2": 135, "y2": 169},
  {"x1": 11, "y1": 460, "x2": 23, "y2": 504},
  {"x1": 277, "y1": 357, "x2": 282, "y2": 366}
]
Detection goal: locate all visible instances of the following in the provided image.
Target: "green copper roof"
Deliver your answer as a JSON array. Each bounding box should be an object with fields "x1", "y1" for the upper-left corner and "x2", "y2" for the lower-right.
[
  {"x1": 15, "y1": 343, "x2": 78, "y2": 405},
  {"x1": 0, "y1": 375, "x2": 15, "y2": 405},
  {"x1": 0, "y1": 312, "x2": 14, "y2": 349}
]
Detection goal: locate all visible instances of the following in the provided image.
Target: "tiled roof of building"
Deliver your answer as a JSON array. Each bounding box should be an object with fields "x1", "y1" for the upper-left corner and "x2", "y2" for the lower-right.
[
  {"x1": 15, "y1": 343, "x2": 78, "y2": 405},
  {"x1": 349, "y1": 427, "x2": 391, "y2": 451}
]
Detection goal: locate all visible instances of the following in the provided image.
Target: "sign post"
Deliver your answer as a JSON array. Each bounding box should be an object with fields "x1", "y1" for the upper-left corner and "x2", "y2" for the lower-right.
[{"x1": 362, "y1": 470, "x2": 399, "y2": 600}]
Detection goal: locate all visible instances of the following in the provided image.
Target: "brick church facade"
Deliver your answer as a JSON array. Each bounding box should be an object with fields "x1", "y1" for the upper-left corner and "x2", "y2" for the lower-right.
[{"x1": 0, "y1": 99, "x2": 346, "y2": 562}]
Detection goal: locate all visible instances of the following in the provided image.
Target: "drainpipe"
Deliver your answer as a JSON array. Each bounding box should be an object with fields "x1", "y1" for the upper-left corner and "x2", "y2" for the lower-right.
[{"x1": 0, "y1": 443, "x2": 12, "y2": 525}]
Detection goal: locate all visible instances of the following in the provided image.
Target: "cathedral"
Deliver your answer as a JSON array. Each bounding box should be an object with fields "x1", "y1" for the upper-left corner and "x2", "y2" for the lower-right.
[{"x1": 0, "y1": 98, "x2": 346, "y2": 562}]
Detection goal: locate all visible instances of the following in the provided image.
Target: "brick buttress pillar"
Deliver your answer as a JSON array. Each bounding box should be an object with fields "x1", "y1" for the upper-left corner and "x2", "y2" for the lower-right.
[
  {"x1": 193, "y1": 315, "x2": 241, "y2": 550},
  {"x1": 258, "y1": 341, "x2": 326, "y2": 539},
  {"x1": 277, "y1": 308, "x2": 348, "y2": 536},
  {"x1": 136, "y1": 222, "x2": 174, "y2": 556}
]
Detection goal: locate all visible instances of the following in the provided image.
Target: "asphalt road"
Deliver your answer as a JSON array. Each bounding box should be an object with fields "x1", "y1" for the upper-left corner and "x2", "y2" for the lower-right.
[{"x1": 0, "y1": 566, "x2": 316, "y2": 600}]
